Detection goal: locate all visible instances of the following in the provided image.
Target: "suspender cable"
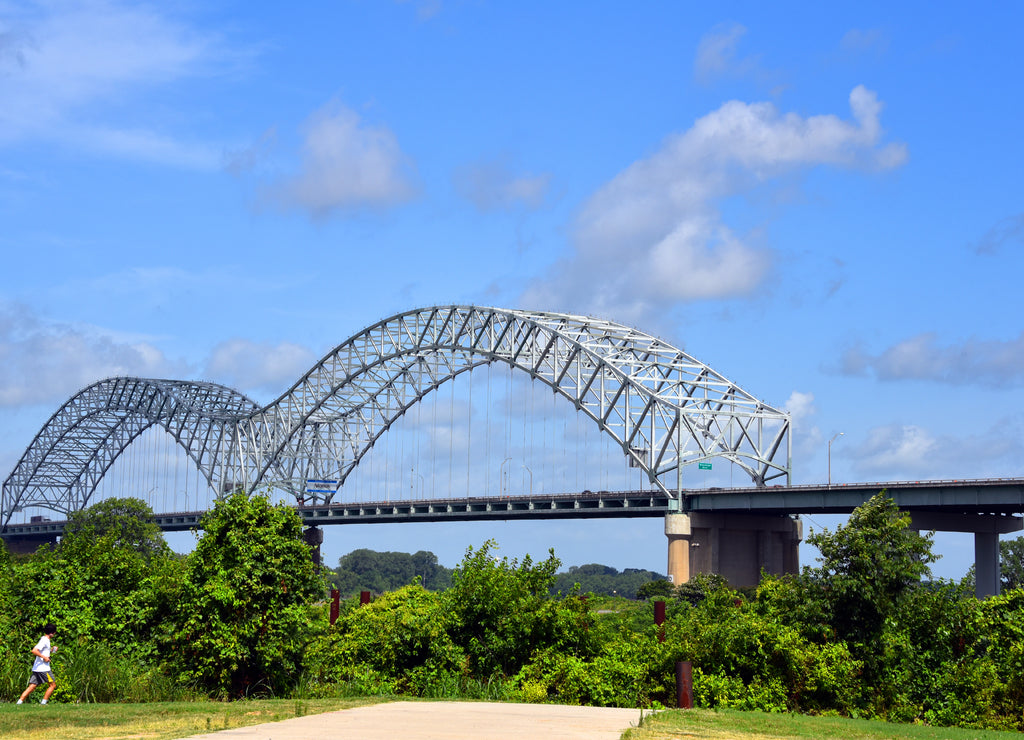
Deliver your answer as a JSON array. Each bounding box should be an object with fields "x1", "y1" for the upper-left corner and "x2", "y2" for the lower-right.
[
  {"x1": 466, "y1": 363, "x2": 473, "y2": 500},
  {"x1": 430, "y1": 376, "x2": 437, "y2": 500},
  {"x1": 448, "y1": 352, "x2": 455, "y2": 497},
  {"x1": 485, "y1": 360, "x2": 492, "y2": 496}
]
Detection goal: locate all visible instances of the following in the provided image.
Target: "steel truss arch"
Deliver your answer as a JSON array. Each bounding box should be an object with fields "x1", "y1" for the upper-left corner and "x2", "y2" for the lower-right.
[
  {"x1": 234, "y1": 306, "x2": 790, "y2": 503},
  {"x1": 3, "y1": 306, "x2": 791, "y2": 527},
  {"x1": 1, "y1": 378, "x2": 260, "y2": 528}
]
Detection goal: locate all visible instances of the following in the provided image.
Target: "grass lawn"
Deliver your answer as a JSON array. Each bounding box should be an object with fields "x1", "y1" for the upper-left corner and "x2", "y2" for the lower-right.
[
  {"x1": 4, "y1": 700, "x2": 1021, "y2": 739},
  {"x1": 0, "y1": 697, "x2": 383, "y2": 739},
  {"x1": 622, "y1": 708, "x2": 1022, "y2": 740}
]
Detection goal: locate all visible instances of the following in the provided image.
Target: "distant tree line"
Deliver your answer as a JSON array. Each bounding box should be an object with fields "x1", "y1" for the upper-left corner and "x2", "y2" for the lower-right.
[
  {"x1": 328, "y1": 549, "x2": 453, "y2": 593},
  {"x1": 327, "y1": 549, "x2": 664, "y2": 599}
]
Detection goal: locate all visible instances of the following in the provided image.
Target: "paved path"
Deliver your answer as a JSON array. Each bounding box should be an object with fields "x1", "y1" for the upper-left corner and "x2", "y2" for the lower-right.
[{"x1": 184, "y1": 701, "x2": 643, "y2": 739}]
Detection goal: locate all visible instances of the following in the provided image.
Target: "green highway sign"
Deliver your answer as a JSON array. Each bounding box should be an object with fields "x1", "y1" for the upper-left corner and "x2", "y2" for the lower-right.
[{"x1": 698, "y1": 462, "x2": 712, "y2": 470}]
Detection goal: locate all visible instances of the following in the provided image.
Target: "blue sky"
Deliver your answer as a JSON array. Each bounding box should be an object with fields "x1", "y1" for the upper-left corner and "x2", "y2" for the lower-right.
[{"x1": 2, "y1": 1, "x2": 1023, "y2": 579}]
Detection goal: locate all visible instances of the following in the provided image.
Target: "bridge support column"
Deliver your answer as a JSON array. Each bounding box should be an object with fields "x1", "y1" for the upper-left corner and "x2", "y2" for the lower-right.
[
  {"x1": 666, "y1": 513, "x2": 802, "y2": 587},
  {"x1": 303, "y1": 526, "x2": 324, "y2": 567},
  {"x1": 975, "y1": 532, "x2": 1000, "y2": 600},
  {"x1": 665, "y1": 514, "x2": 691, "y2": 585},
  {"x1": 908, "y1": 512, "x2": 1021, "y2": 599}
]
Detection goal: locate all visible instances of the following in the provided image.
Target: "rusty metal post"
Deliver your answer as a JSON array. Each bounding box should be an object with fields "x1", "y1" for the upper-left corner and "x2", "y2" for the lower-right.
[
  {"x1": 654, "y1": 600, "x2": 666, "y2": 643},
  {"x1": 360, "y1": 590, "x2": 371, "y2": 606},
  {"x1": 676, "y1": 661, "x2": 693, "y2": 709},
  {"x1": 329, "y1": 589, "x2": 340, "y2": 625}
]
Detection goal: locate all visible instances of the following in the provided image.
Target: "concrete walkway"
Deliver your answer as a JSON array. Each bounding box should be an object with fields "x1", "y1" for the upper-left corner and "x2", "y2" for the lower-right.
[{"x1": 184, "y1": 700, "x2": 643, "y2": 739}]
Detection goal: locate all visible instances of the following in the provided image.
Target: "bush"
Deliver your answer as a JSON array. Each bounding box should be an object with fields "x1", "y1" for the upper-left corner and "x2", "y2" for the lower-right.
[
  {"x1": 305, "y1": 583, "x2": 463, "y2": 696},
  {"x1": 442, "y1": 541, "x2": 594, "y2": 679},
  {"x1": 166, "y1": 491, "x2": 326, "y2": 698}
]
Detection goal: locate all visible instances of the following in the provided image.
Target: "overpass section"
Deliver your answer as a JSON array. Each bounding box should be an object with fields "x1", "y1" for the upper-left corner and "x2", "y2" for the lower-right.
[{"x1": 668, "y1": 478, "x2": 1024, "y2": 599}]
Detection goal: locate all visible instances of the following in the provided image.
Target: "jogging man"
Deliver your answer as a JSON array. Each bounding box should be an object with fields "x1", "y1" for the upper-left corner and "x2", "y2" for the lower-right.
[{"x1": 16, "y1": 623, "x2": 58, "y2": 705}]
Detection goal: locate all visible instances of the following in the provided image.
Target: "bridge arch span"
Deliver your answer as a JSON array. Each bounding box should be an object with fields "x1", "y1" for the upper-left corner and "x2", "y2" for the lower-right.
[
  {"x1": 236, "y1": 306, "x2": 790, "y2": 501},
  {"x1": 3, "y1": 306, "x2": 790, "y2": 527},
  {"x1": 2, "y1": 378, "x2": 260, "y2": 527}
]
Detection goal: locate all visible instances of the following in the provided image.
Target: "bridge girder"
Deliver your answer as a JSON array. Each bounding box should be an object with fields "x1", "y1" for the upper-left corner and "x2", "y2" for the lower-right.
[{"x1": 2, "y1": 306, "x2": 790, "y2": 527}]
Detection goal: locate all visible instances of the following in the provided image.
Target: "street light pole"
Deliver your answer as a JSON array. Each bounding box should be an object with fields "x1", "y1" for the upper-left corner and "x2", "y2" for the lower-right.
[
  {"x1": 410, "y1": 467, "x2": 425, "y2": 500},
  {"x1": 828, "y1": 432, "x2": 844, "y2": 487},
  {"x1": 499, "y1": 457, "x2": 512, "y2": 496},
  {"x1": 521, "y1": 464, "x2": 533, "y2": 496}
]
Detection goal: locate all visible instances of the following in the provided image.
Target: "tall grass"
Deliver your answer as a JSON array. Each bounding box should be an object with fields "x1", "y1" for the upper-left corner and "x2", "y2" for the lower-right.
[
  {"x1": 4, "y1": 638, "x2": 193, "y2": 704},
  {"x1": 414, "y1": 672, "x2": 519, "y2": 701},
  {"x1": 0, "y1": 648, "x2": 26, "y2": 701},
  {"x1": 296, "y1": 666, "x2": 520, "y2": 703}
]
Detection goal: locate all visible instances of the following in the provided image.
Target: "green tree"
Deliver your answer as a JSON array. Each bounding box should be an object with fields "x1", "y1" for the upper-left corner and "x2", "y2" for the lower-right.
[
  {"x1": 635, "y1": 579, "x2": 674, "y2": 601},
  {"x1": 998, "y1": 536, "x2": 1024, "y2": 591},
  {"x1": 673, "y1": 573, "x2": 728, "y2": 605},
  {"x1": 411, "y1": 550, "x2": 452, "y2": 590},
  {"x1": 552, "y1": 564, "x2": 666, "y2": 599},
  {"x1": 804, "y1": 492, "x2": 936, "y2": 648},
  {"x1": 2, "y1": 498, "x2": 177, "y2": 655},
  {"x1": 331, "y1": 548, "x2": 452, "y2": 594},
  {"x1": 443, "y1": 540, "x2": 593, "y2": 678},
  {"x1": 306, "y1": 583, "x2": 462, "y2": 695},
  {"x1": 63, "y1": 497, "x2": 168, "y2": 558},
  {"x1": 167, "y1": 491, "x2": 325, "y2": 698}
]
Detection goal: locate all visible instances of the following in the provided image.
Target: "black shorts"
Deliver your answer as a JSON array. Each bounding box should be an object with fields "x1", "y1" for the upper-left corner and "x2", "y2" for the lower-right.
[{"x1": 29, "y1": 671, "x2": 55, "y2": 686}]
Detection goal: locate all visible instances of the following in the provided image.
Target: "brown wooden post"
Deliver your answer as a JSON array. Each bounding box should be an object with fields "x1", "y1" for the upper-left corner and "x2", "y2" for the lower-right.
[
  {"x1": 654, "y1": 600, "x2": 666, "y2": 643},
  {"x1": 360, "y1": 590, "x2": 371, "y2": 606}
]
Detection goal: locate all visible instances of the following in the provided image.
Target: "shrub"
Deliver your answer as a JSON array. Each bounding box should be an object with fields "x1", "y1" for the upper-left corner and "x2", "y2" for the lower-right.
[
  {"x1": 305, "y1": 583, "x2": 463, "y2": 696},
  {"x1": 442, "y1": 541, "x2": 594, "y2": 678},
  {"x1": 166, "y1": 491, "x2": 326, "y2": 698}
]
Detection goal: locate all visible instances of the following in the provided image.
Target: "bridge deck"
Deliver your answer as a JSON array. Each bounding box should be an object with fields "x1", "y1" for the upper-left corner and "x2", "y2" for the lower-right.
[
  {"x1": 685, "y1": 478, "x2": 1024, "y2": 516},
  {"x1": 3, "y1": 479, "x2": 1023, "y2": 540}
]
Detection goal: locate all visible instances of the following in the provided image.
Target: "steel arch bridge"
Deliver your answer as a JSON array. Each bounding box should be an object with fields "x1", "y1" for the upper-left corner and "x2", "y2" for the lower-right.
[{"x1": 2, "y1": 306, "x2": 790, "y2": 529}]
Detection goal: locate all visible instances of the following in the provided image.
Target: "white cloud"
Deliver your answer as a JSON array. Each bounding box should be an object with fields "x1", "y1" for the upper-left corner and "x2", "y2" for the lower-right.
[
  {"x1": 453, "y1": 157, "x2": 551, "y2": 211},
  {"x1": 0, "y1": 296, "x2": 318, "y2": 409},
  {"x1": 784, "y1": 391, "x2": 816, "y2": 424},
  {"x1": 205, "y1": 338, "x2": 316, "y2": 395},
  {"x1": 841, "y1": 332, "x2": 1024, "y2": 388},
  {"x1": 262, "y1": 102, "x2": 418, "y2": 218},
  {"x1": 694, "y1": 23, "x2": 761, "y2": 85},
  {"x1": 972, "y1": 212, "x2": 1024, "y2": 255},
  {"x1": 0, "y1": 302, "x2": 184, "y2": 407},
  {"x1": 393, "y1": 0, "x2": 443, "y2": 22},
  {"x1": 522, "y1": 86, "x2": 907, "y2": 320},
  {"x1": 840, "y1": 28, "x2": 888, "y2": 55},
  {"x1": 0, "y1": 0, "x2": 223, "y2": 167},
  {"x1": 646, "y1": 216, "x2": 770, "y2": 300},
  {"x1": 784, "y1": 390, "x2": 822, "y2": 473},
  {"x1": 849, "y1": 419, "x2": 1024, "y2": 481},
  {"x1": 223, "y1": 127, "x2": 278, "y2": 176},
  {"x1": 854, "y1": 424, "x2": 937, "y2": 477}
]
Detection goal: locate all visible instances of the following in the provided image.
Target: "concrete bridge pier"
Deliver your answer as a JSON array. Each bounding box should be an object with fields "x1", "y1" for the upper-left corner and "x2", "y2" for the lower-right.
[
  {"x1": 303, "y1": 525, "x2": 324, "y2": 566},
  {"x1": 975, "y1": 532, "x2": 1000, "y2": 599},
  {"x1": 908, "y1": 512, "x2": 1022, "y2": 599},
  {"x1": 665, "y1": 512, "x2": 802, "y2": 588}
]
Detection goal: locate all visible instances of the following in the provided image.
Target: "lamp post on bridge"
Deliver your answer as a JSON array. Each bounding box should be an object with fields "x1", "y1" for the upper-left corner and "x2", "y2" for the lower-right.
[
  {"x1": 499, "y1": 457, "x2": 512, "y2": 497},
  {"x1": 828, "y1": 432, "x2": 844, "y2": 488},
  {"x1": 410, "y1": 467, "x2": 425, "y2": 500}
]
